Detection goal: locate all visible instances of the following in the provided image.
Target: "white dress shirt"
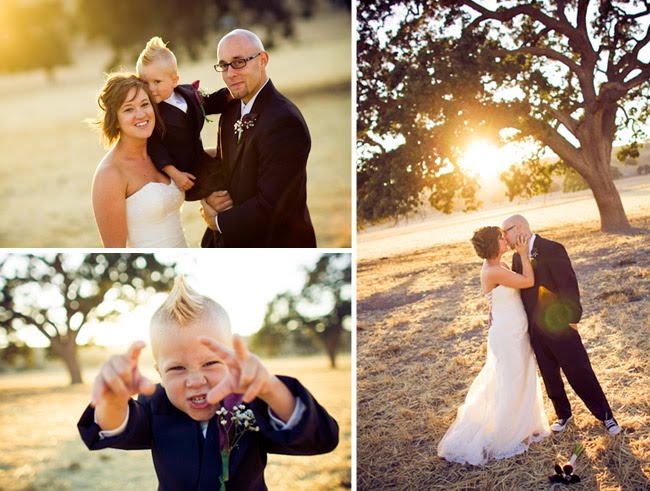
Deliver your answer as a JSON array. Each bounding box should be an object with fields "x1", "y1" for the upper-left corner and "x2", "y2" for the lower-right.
[
  {"x1": 164, "y1": 90, "x2": 188, "y2": 113},
  {"x1": 528, "y1": 234, "x2": 537, "y2": 258}
]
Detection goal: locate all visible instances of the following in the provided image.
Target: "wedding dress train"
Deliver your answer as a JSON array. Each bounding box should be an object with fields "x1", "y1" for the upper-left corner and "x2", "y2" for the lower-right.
[
  {"x1": 437, "y1": 285, "x2": 550, "y2": 465},
  {"x1": 126, "y1": 181, "x2": 188, "y2": 248}
]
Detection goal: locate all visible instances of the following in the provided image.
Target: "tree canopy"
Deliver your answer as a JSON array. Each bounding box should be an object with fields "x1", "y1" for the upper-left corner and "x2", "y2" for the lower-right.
[
  {"x1": 251, "y1": 254, "x2": 352, "y2": 368},
  {"x1": 358, "y1": 0, "x2": 650, "y2": 232},
  {"x1": 0, "y1": 254, "x2": 176, "y2": 384}
]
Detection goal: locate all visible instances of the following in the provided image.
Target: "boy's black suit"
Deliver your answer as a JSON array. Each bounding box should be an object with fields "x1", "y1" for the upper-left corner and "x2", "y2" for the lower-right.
[
  {"x1": 147, "y1": 85, "x2": 231, "y2": 201},
  {"x1": 201, "y1": 80, "x2": 316, "y2": 248},
  {"x1": 513, "y1": 235, "x2": 613, "y2": 421},
  {"x1": 78, "y1": 376, "x2": 339, "y2": 491}
]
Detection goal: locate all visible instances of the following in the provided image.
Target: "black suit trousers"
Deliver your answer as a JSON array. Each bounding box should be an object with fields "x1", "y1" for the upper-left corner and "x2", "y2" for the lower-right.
[{"x1": 530, "y1": 327, "x2": 613, "y2": 421}]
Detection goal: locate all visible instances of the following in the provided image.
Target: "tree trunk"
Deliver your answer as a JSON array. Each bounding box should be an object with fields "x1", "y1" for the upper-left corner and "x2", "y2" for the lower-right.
[
  {"x1": 61, "y1": 351, "x2": 84, "y2": 385},
  {"x1": 50, "y1": 336, "x2": 83, "y2": 385},
  {"x1": 587, "y1": 175, "x2": 631, "y2": 233},
  {"x1": 576, "y1": 144, "x2": 631, "y2": 233},
  {"x1": 322, "y1": 327, "x2": 342, "y2": 369}
]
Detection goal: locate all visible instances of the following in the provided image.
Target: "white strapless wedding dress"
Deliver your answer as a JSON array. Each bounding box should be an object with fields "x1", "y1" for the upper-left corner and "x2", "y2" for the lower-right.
[
  {"x1": 437, "y1": 285, "x2": 550, "y2": 465},
  {"x1": 125, "y1": 181, "x2": 188, "y2": 248}
]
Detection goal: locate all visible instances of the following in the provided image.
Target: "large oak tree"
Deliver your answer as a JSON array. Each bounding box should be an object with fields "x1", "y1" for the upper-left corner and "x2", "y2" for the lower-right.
[
  {"x1": 358, "y1": 0, "x2": 650, "y2": 232},
  {"x1": 0, "y1": 254, "x2": 176, "y2": 385}
]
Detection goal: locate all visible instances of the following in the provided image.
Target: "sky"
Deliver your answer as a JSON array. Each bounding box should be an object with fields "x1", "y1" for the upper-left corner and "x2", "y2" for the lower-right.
[{"x1": 3, "y1": 250, "x2": 342, "y2": 348}]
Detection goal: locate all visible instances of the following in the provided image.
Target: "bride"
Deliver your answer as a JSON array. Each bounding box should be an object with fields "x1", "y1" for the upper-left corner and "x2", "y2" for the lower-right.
[
  {"x1": 91, "y1": 73, "x2": 187, "y2": 248},
  {"x1": 437, "y1": 226, "x2": 549, "y2": 465}
]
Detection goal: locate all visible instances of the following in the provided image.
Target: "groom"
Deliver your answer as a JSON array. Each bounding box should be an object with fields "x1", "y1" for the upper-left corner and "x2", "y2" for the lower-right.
[
  {"x1": 503, "y1": 214, "x2": 621, "y2": 436},
  {"x1": 199, "y1": 29, "x2": 316, "y2": 247}
]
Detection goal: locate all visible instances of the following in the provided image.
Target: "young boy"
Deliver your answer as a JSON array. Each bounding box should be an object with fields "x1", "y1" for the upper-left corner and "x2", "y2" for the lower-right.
[
  {"x1": 136, "y1": 36, "x2": 232, "y2": 201},
  {"x1": 78, "y1": 277, "x2": 339, "y2": 490}
]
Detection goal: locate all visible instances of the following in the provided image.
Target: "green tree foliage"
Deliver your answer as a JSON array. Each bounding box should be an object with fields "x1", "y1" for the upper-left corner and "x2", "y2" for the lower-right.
[
  {"x1": 0, "y1": 0, "x2": 71, "y2": 78},
  {"x1": 75, "y1": 0, "x2": 330, "y2": 70},
  {"x1": 251, "y1": 254, "x2": 351, "y2": 368},
  {"x1": 0, "y1": 254, "x2": 176, "y2": 385},
  {"x1": 76, "y1": 0, "x2": 212, "y2": 70},
  {"x1": 358, "y1": 0, "x2": 650, "y2": 232}
]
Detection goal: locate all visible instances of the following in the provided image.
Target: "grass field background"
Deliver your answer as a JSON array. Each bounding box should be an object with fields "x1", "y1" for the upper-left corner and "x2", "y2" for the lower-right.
[{"x1": 357, "y1": 182, "x2": 650, "y2": 489}]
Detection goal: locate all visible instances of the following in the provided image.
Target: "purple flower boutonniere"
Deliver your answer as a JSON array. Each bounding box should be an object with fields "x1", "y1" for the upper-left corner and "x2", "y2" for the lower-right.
[
  {"x1": 216, "y1": 401, "x2": 260, "y2": 491},
  {"x1": 191, "y1": 80, "x2": 213, "y2": 123},
  {"x1": 233, "y1": 113, "x2": 258, "y2": 144}
]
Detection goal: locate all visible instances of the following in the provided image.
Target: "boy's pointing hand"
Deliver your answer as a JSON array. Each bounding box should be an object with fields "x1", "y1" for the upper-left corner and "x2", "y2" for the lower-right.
[{"x1": 91, "y1": 340, "x2": 156, "y2": 407}]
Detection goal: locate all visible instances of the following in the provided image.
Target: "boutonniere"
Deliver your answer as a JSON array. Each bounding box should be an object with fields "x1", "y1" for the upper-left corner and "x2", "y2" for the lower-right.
[
  {"x1": 233, "y1": 112, "x2": 258, "y2": 144},
  {"x1": 191, "y1": 80, "x2": 213, "y2": 123},
  {"x1": 216, "y1": 401, "x2": 260, "y2": 491},
  {"x1": 549, "y1": 443, "x2": 584, "y2": 485},
  {"x1": 529, "y1": 249, "x2": 539, "y2": 268}
]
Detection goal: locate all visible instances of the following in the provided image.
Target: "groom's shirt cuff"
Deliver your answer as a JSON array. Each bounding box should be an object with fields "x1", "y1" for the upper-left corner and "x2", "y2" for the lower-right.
[{"x1": 215, "y1": 216, "x2": 222, "y2": 233}]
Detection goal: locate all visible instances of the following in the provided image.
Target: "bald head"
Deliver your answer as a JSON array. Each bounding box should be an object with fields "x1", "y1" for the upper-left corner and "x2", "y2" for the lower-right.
[
  {"x1": 502, "y1": 214, "x2": 532, "y2": 248},
  {"x1": 502, "y1": 214, "x2": 531, "y2": 233},
  {"x1": 218, "y1": 29, "x2": 265, "y2": 53},
  {"x1": 217, "y1": 29, "x2": 268, "y2": 103}
]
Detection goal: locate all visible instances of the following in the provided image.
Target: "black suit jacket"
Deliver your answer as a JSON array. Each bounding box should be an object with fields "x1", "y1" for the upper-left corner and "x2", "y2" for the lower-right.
[
  {"x1": 513, "y1": 235, "x2": 583, "y2": 335},
  {"x1": 148, "y1": 85, "x2": 231, "y2": 200},
  {"x1": 77, "y1": 376, "x2": 339, "y2": 491},
  {"x1": 201, "y1": 80, "x2": 317, "y2": 247}
]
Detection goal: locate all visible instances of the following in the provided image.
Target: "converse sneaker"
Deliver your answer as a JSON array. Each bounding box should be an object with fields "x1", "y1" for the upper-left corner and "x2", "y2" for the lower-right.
[
  {"x1": 604, "y1": 417, "x2": 622, "y2": 436},
  {"x1": 550, "y1": 415, "x2": 573, "y2": 432}
]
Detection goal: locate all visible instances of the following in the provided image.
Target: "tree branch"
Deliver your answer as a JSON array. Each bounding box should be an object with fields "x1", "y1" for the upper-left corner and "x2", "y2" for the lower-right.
[
  {"x1": 463, "y1": 1, "x2": 579, "y2": 45},
  {"x1": 545, "y1": 105, "x2": 580, "y2": 136}
]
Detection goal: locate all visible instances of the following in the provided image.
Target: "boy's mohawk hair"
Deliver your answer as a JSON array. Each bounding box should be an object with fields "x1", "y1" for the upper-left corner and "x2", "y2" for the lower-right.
[
  {"x1": 161, "y1": 275, "x2": 204, "y2": 323},
  {"x1": 137, "y1": 36, "x2": 177, "y2": 71},
  {"x1": 151, "y1": 276, "x2": 232, "y2": 341}
]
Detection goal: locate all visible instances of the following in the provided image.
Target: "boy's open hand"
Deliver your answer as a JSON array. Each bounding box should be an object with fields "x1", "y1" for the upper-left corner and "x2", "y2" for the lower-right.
[
  {"x1": 91, "y1": 341, "x2": 155, "y2": 407},
  {"x1": 200, "y1": 334, "x2": 275, "y2": 405}
]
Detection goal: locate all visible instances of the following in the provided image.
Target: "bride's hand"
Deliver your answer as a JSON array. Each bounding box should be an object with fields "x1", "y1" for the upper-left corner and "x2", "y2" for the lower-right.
[
  {"x1": 200, "y1": 199, "x2": 218, "y2": 230},
  {"x1": 514, "y1": 234, "x2": 530, "y2": 258}
]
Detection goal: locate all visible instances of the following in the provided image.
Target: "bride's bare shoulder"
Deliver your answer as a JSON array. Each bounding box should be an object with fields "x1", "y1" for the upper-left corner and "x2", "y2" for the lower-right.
[
  {"x1": 94, "y1": 149, "x2": 123, "y2": 178},
  {"x1": 92, "y1": 151, "x2": 126, "y2": 195}
]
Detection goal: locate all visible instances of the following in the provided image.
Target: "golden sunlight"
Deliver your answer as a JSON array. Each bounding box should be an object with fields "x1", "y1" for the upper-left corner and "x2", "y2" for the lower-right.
[{"x1": 459, "y1": 141, "x2": 522, "y2": 180}]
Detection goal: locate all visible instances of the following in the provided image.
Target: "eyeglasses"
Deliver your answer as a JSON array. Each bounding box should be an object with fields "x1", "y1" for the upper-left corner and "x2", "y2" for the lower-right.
[
  {"x1": 214, "y1": 52, "x2": 262, "y2": 72},
  {"x1": 504, "y1": 225, "x2": 517, "y2": 233}
]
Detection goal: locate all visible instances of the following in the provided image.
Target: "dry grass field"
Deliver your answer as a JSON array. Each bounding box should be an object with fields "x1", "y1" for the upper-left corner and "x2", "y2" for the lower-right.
[
  {"x1": 0, "y1": 7, "x2": 351, "y2": 248},
  {"x1": 0, "y1": 355, "x2": 351, "y2": 490},
  {"x1": 357, "y1": 213, "x2": 650, "y2": 490}
]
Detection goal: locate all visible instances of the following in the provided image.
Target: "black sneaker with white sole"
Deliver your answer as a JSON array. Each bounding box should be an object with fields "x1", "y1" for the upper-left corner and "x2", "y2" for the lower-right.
[
  {"x1": 550, "y1": 415, "x2": 573, "y2": 432},
  {"x1": 604, "y1": 417, "x2": 622, "y2": 436}
]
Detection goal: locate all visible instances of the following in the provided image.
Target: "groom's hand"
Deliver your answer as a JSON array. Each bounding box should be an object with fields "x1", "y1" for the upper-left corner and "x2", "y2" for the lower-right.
[{"x1": 206, "y1": 191, "x2": 233, "y2": 213}]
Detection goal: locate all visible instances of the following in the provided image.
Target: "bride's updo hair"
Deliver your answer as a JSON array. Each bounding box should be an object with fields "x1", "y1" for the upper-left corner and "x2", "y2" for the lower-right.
[
  {"x1": 92, "y1": 72, "x2": 164, "y2": 148},
  {"x1": 471, "y1": 226, "x2": 502, "y2": 259}
]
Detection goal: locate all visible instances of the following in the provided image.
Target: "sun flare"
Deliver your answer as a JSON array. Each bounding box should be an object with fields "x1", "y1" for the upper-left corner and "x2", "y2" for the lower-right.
[{"x1": 459, "y1": 141, "x2": 523, "y2": 180}]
